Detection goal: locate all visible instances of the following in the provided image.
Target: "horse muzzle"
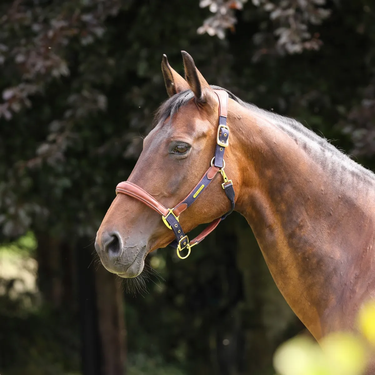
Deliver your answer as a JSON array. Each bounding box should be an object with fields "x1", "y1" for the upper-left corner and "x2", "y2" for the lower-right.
[{"x1": 95, "y1": 230, "x2": 147, "y2": 278}]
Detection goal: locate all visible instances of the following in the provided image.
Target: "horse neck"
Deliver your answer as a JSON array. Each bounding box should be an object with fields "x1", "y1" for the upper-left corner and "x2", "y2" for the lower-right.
[{"x1": 231, "y1": 103, "x2": 375, "y2": 339}]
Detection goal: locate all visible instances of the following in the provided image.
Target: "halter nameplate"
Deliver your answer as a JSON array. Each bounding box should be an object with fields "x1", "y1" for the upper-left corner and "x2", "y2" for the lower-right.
[{"x1": 115, "y1": 90, "x2": 235, "y2": 259}]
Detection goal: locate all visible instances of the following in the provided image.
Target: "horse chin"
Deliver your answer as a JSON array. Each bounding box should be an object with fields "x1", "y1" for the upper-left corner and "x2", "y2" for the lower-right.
[
  {"x1": 116, "y1": 257, "x2": 145, "y2": 278},
  {"x1": 100, "y1": 245, "x2": 147, "y2": 278}
]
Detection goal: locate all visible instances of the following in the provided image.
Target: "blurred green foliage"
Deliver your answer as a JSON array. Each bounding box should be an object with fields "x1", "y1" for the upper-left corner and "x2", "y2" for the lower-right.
[
  {"x1": 127, "y1": 353, "x2": 186, "y2": 375},
  {"x1": 0, "y1": 234, "x2": 83, "y2": 375},
  {"x1": 0, "y1": 231, "x2": 37, "y2": 256},
  {"x1": 0, "y1": 260, "x2": 80, "y2": 375},
  {"x1": 274, "y1": 300, "x2": 375, "y2": 375}
]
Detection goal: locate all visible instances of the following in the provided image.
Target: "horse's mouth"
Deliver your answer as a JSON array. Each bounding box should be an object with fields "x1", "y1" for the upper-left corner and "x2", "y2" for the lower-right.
[
  {"x1": 116, "y1": 254, "x2": 146, "y2": 278},
  {"x1": 101, "y1": 245, "x2": 147, "y2": 278}
]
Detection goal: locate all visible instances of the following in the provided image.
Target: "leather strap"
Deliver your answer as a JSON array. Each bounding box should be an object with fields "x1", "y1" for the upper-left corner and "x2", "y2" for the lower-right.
[
  {"x1": 116, "y1": 181, "x2": 169, "y2": 217},
  {"x1": 215, "y1": 90, "x2": 228, "y2": 117},
  {"x1": 174, "y1": 166, "x2": 220, "y2": 216},
  {"x1": 116, "y1": 167, "x2": 223, "y2": 251},
  {"x1": 190, "y1": 218, "x2": 221, "y2": 246},
  {"x1": 213, "y1": 90, "x2": 229, "y2": 169}
]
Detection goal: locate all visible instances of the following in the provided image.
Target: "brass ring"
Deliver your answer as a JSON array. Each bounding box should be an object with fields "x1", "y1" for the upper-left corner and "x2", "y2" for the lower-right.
[
  {"x1": 210, "y1": 157, "x2": 225, "y2": 168},
  {"x1": 177, "y1": 245, "x2": 191, "y2": 260}
]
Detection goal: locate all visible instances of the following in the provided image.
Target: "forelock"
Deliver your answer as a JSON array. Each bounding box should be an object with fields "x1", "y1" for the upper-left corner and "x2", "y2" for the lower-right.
[{"x1": 154, "y1": 90, "x2": 195, "y2": 126}]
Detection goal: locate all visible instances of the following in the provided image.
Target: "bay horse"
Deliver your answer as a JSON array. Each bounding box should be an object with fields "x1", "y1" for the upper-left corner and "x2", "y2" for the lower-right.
[{"x1": 95, "y1": 51, "x2": 375, "y2": 350}]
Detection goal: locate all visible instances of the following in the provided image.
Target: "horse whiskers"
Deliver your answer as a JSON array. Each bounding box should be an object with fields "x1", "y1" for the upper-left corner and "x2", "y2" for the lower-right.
[
  {"x1": 93, "y1": 257, "x2": 103, "y2": 271},
  {"x1": 141, "y1": 261, "x2": 163, "y2": 277},
  {"x1": 122, "y1": 274, "x2": 149, "y2": 296},
  {"x1": 121, "y1": 262, "x2": 164, "y2": 296},
  {"x1": 85, "y1": 238, "x2": 97, "y2": 249},
  {"x1": 87, "y1": 251, "x2": 102, "y2": 270}
]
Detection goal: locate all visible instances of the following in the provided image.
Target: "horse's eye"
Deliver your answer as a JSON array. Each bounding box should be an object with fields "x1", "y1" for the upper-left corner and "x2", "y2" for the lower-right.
[{"x1": 170, "y1": 142, "x2": 191, "y2": 155}]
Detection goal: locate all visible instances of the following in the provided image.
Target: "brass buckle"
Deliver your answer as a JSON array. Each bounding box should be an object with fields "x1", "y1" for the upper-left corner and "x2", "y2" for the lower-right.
[
  {"x1": 217, "y1": 124, "x2": 229, "y2": 148},
  {"x1": 177, "y1": 235, "x2": 191, "y2": 259},
  {"x1": 162, "y1": 209, "x2": 179, "y2": 230}
]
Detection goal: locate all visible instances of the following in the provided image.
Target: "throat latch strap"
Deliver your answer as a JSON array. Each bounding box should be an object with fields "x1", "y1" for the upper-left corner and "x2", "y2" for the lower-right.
[{"x1": 115, "y1": 90, "x2": 235, "y2": 259}]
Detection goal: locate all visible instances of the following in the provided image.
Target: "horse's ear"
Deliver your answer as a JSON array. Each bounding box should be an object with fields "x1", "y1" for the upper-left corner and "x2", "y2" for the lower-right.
[
  {"x1": 161, "y1": 54, "x2": 189, "y2": 97},
  {"x1": 181, "y1": 50, "x2": 210, "y2": 101}
]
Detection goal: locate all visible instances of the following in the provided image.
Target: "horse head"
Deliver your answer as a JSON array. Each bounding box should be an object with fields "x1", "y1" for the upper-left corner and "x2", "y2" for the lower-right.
[{"x1": 95, "y1": 52, "x2": 240, "y2": 278}]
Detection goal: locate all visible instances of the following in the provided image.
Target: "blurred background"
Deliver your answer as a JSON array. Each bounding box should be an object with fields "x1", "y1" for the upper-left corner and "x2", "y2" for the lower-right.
[{"x1": 0, "y1": 0, "x2": 374, "y2": 374}]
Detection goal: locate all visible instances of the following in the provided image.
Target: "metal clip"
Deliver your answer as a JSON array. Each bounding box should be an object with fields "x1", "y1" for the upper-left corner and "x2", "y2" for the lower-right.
[
  {"x1": 220, "y1": 168, "x2": 232, "y2": 189},
  {"x1": 217, "y1": 125, "x2": 230, "y2": 148},
  {"x1": 162, "y1": 209, "x2": 179, "y2": 230}
]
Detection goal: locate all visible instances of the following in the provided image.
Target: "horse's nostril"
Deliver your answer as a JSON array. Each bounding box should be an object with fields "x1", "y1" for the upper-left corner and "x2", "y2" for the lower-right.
[{"x1": 103, "y1": 232, "x2": 122, "y2": 257}]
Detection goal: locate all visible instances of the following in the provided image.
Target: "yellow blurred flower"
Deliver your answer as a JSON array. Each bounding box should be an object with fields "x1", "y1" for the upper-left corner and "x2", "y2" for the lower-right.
[
  {"x1": 321, "y1": 332, "x2": 366, "y2": 375},
  {"x1": 358, "y1": 300, "x2": 375, "y2": 345},
  {"x1": 273, "y1": 336, "x2": 330, "y2": 375}
]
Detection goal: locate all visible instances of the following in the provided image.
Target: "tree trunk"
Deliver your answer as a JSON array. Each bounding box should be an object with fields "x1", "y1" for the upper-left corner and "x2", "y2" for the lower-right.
[
  {"x1": 35, "y1": 232, "x2": 76, "y2": 309},
  {"x1": 95, "y1": 265, "x2": 126, "y2": 375},
  {"x1": 77, "y1": 241, "x2": 102, "y2": 375},
  {"x1": 77, "y1": 242, "x2": 126, "y2": 375},
  {"x1": 36, "y1": 234, "x2": 126, "y2": 375}
]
